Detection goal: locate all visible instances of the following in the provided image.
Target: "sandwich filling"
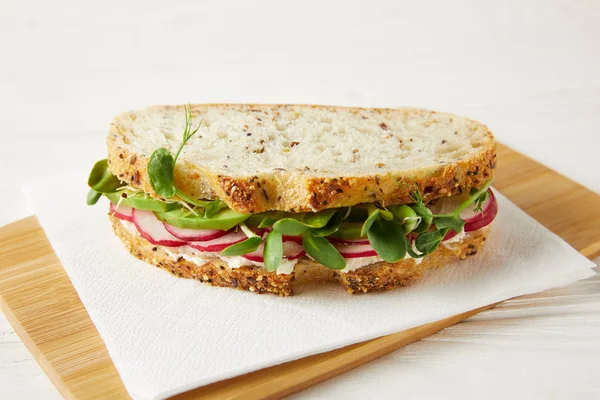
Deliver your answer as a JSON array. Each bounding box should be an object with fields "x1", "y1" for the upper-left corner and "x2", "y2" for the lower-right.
[
  {"x1": 87, "y1": 105, "x2": 497, "y2": 273},
  {"x1": 89, "y1": 161, "x2": 497, "y2": 273}
]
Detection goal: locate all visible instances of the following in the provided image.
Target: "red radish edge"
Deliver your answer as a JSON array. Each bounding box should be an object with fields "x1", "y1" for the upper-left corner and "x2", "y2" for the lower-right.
[
  {"x1": 283, "y1": 241, "x2": 306, "y2": 260},
  {"x1": 188, "y1": 231, "x2": 248, "y2": 252},
  {"x1": 241, "y1": 242, "x2": 265, "y2": 262},
  {"x1": 443, "y1": 189, "x2": 498, "y2": 241},
  {"x1": 163, "y1": 223, "x2": 229, "y2": 242},
  {"x1": 132, "y1": 209, "x2": 186, "y2": 247},
  {"x1": 262, "y1": 227, "x2": 301, "y2": 243},
  {"x1": 443, "y1": 230, "x2": 458, "y2": 241},
  {"x1": 286, "y1": 249, "x2": 307, "y2": 260},
  {"x1": 110, "y1": 202, "x2": 134, "y2": 222},
  {"x1": 282, "y1": 235, "x2": 302, "y2": 245},
  {"x1": 328, "y1": 237, "x2": 370, "y2": 245},
  {"x1": 334, "y1": 243, "x2": 378, "y2": 258},
  {"x1": 464, "y1": 189, "x2": 498, "y2": 232},
  {"x1": 241, "y1": 253, "x2": 264, "y2": 262}
]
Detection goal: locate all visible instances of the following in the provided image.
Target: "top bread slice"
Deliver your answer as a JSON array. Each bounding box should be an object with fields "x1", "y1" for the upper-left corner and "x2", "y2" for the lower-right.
[{"x1": 107, "y1": 104, "x2": 496, "y2": 213}]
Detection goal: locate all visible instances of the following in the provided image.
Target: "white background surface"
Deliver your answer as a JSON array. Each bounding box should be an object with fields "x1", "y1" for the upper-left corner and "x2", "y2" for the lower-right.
[{"x1": 0, "y1": 0, "x2": 599, "y2": 398}]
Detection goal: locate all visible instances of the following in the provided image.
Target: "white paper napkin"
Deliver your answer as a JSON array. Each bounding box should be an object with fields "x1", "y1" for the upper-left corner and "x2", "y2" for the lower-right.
[{"x1": 22, "y1": 172, "x2": 596, "y2": 400}]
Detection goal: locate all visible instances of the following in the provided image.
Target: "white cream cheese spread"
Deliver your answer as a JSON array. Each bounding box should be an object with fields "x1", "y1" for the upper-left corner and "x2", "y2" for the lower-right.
[
  {"x1": 120, "y1": 220, "x2": 299, "y2": 275},
  {"x1": 441, "y1": 229, "x2": 467, "y2": 251}
]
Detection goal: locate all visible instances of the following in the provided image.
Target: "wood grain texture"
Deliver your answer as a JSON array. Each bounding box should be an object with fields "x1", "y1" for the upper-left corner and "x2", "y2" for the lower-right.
[
  {"x1": 0, "y1": 217, "x2": 130, "y2": 400},
  {"x1": 0, "y1": 143, "x2": 598, "y2": 400},
  {"x1": 494, "y1": 145, "x2": 600, "y2": 259}
]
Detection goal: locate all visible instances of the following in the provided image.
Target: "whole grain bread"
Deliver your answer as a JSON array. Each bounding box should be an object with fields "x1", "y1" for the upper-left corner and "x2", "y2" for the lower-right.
[
  {"x1": 111, "y1": 214, "x2": 491, "y2": 296},
  {"x1": 107, "y1": 104, "x2": 496, "y2": 213}
]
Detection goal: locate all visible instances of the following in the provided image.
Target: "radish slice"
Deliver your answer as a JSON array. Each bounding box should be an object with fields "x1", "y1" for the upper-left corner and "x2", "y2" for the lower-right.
[
  {"x1": 282, "y1": 235, "x2": 302, "y2": 245},
  {"x1": 163, "y1": 223, "x2": 229, "y2": 242},
  {"x1": 188, "y1": 230, "x2": 247, "y2": 252},
  {"x1": 110, "y1": 202, "x2": 134, "y2": 222},
  {"x1": 283, "y1": 241, "x2": 306, "y2": 260},
  {"x1": 328, "y1": 237, "x2": 370, "y2": 245},
  {"x1": 437, "y1": 189, "x2": 498, "y2": 241},
  {"x1": 334, "y1": 243, "x2": 378, "y2": 258},
  {"x1": 132, "y1": 209, "x2": 186, "y2": 247},
  {"x1": 464, "y1": 189, "x2": 498, "y2": 232},
  {"x1": 241, "y1": 243, "x2": 265, "y2": 262},
  {"x1": 443, "y1": 230, "x2": 458, "y2": 241},
  {"x1": 262, "y1": 226, "x2": 299, "y2": 243},
  {"x1": 241, "y1": 241, "x2": 306, "y2": 263}
]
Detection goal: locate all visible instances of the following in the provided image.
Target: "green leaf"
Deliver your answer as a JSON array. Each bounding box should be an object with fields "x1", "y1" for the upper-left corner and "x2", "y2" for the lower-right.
[
  {"x1": 329, "y1": 222, "x2": 365, "y2": 240},
  {"x1": 130, "y1": 193, "x2": 182, "y2": 212},
  {"x1": 173, "y1": 189, "x2": 212, "y2": 208},
  {"x1": 410, "y1": 203, "x2": 433, "y2": 233},
  {"x1": 86, "y1": 189, "x2": 102, "y2": 205},
  {"x1": 389, "y1": 204, "x2": 420, "y2": 234},
  {"x1": 148, "y1": 148, "x2": 176, "y2": 198},
  {"x1": 341, "y1": 207, "x2": 352, "y2": 220},
  {"x1": 434, "y1": 215, "x2": 465, "y2": 233},
  {"x1": 344, "y1": 207, "x2": 368, "y2": 222},
  {"x1": 360, "y1": 207, "x2": 380, "y2": 237},
  {"x1": 367, "y1": 219, "x2": 407, "y2": 262},
  {"x1": 258, "y1": 217, "x2": 277, "y2": 228},
  {"x1": 302, "y1": 231, "x2": 346, "y2": 270},
  {"x1": 204, "y1": 199, "x2": 227, "y2": 218},
  {"x1": 453, "y1": 178, "x2": 494, "y2": 215},
  {"x1": 310, "y1": 211, "x2": 342, "y2": 237},
  {"x1": 155, "y1": 208, "x2": 250, "y2": 230},
  {"x1": 88, "y1": 159, "x2": 122, "y2": 193},
  {"x1": 472, "y1": 190, "x2": 489, "y2": 214},
  {"x1": 104, "y1": 191, "x2": 181, "y2": 212},
  {"x1": 273, "y1": 218, "x2": 308, "y2": 235},
  {"x1": 379, "y1": 209, "x2": 394, "y2": 221},
  {"x1": 415, "y1": 229, "x2": 447, "y2": 255},
  {"x1": 221, "y1": 236, "x2": 262, "y2": 256},
  {"x1": 303, "y1": 208, "x2": 338, "y2": 228},
  {"x1": 244, "y1": 213, "x2": 275, "y2": 229},
  {"x1": 264, "y1": 231, "x2": 283, "y2": 271},
  {"x1": 406, "y1": 244, "x2": 426, "y2": 259},
  {"x1": 104, "y1": 191, "x2": 130, "y2": 206}
]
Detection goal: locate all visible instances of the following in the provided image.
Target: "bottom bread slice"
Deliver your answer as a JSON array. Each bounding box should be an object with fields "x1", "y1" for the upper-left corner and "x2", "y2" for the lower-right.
[{"x1": 110, "y1": 215, "x2": 490, "y2": 296}]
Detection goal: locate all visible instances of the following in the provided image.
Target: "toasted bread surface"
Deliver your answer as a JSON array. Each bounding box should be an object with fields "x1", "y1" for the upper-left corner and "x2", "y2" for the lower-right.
[
  {"x1": 111, "y1": 214, "x2": 491, "y2": 296},
  {"x1": 107, "y1": 104, "x2": 496, "y2": 213}
]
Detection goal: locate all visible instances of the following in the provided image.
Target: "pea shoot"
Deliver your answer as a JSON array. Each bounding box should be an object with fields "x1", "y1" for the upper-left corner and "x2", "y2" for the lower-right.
[
  {"x1": 264, "y1": 231, "x2": 283, "y2": 271},
  {"x1": 147, "y1": 104, "x2": 202, "y2": 201},
  {"x1": 302, "y1": 231, "x2": 346, "y2": 270},
  {"x1": 405, "y1": 178, "x2": 494, "y2": 257},
  {"x1": 221, "y1": 223, "x2": 262, "y2": 256}
]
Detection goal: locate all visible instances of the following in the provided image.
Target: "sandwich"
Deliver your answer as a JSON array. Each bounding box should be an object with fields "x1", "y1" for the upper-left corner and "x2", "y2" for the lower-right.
[{"x1": 87, "y1": 104, "x2": 498, "y2": 296}]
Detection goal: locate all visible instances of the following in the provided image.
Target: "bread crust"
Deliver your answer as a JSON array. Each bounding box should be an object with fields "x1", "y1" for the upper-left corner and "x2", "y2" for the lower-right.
[
  {"x1": 111, "y1": 214, "x2": 491, "y2": 296},
  {"x1": 106, "y1": 104, "x2": 497, "y2": 213}
]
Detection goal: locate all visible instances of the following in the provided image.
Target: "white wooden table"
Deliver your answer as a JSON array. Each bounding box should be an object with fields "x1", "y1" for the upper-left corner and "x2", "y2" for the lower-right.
[{"x1": 1, "y1": 1, "x2": 599, "y2": 398}]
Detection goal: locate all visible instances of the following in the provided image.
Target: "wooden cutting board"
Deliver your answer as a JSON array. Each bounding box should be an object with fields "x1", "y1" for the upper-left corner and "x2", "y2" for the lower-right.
[{"x1": 0, "y1": 144, "x2": 599, "y2": 400}]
